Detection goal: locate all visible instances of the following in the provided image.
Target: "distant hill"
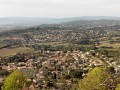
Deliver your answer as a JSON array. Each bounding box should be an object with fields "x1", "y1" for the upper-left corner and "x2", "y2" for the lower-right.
[
  {"x1": 1, "y1": 16, "x2": 120, "y2": 31},
  {"x1": 61, "y1": 19, "x2": 120, "y2": 27},
  {"x1": 1, "y1": 16, "x2": 120, "y2": 25}
]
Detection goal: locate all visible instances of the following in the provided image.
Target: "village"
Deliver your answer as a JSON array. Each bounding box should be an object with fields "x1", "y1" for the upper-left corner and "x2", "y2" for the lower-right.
[
  {"x1": 0, "y1": 19, "x2": 120, "y2": 90},
  {"x1": 0, "y1": 48, "x2": 119, "y2": 89},
  {"x1": 2, "y1": 24, "x2": 119, "y2": 45}
]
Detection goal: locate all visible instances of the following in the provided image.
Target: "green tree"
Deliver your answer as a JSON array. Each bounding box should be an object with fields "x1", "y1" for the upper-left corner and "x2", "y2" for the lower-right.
[
  {"x1": 116, "y1": 84, "x2": 120, "y2": 90},
  {"x1": 2, "y1": 70, "x2": 26, "y2": 90},
  {"x1": 78, "y1": 67, "x2": 110, "y2": 90}
]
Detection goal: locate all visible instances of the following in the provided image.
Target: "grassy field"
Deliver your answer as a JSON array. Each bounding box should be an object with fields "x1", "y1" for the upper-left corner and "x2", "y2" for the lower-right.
[
  {"x1": 99, "y1": 41, "x2": 120, "y2": 49},
  {"x1": 0, "y1": 36, "x2": 21, "y2": 41},
  {"x1": 0, "y1": 43, "x2": 6, "y2": 48},
  {"x1": 0, "y1": 47, "x2": 32, "y2": 57}
]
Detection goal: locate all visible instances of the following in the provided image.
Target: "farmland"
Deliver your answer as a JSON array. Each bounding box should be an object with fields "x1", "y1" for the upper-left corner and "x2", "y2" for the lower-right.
[{"x1": 0, "y1": 47, "x2": 32, "y2": 57}]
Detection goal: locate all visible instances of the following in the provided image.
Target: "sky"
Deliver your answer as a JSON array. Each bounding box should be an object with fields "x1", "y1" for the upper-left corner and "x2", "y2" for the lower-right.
[{"x1": 0, "y1": 0, "x2": 120, "y2": 18}]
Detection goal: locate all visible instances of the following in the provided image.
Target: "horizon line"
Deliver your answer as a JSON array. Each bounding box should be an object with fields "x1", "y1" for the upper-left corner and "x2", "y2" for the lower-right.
[{"x1": 0, "y1": 16, "x2": 120, "y2": 19}]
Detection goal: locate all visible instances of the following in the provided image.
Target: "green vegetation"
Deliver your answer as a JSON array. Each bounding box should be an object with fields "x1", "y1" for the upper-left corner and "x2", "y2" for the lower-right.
[
  {"x1": 35, "y1": 42, "x2": 70, "y2": 46},
  {"x1": 2, "y1": 70, "x2": 26, "y2": 90},
  {"x1": 78, "y1": 67, "x2": 120, "y2": 90},
  {"x1": 78, "y1": 67, "x2": 110, "y2": 90},
  {"x1": 116, "y1": 84, "x2": 120, "y2": 90}
]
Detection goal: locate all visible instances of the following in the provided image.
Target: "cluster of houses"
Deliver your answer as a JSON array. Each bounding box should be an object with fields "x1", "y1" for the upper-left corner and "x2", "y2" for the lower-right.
[
  {"x1": 1, "y1": 49, "x2": 118, "y2": 89},
  {"x1": 1, "y1": 28, "x2": 113, "y2": 45}
]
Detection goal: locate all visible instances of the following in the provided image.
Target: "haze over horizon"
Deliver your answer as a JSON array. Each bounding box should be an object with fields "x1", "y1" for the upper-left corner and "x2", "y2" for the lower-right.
[{"x1": 0, "y1": 0, "x2": 120, "y2": 18}]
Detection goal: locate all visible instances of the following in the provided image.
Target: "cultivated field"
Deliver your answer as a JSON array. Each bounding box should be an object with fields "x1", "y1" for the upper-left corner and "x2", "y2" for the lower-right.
[
  {"x1": 99, "y1": 41, "x2": 120, "y2": 49},
  {"x1": 0, "y1": 47, "x2": 32, "y2": 57}
]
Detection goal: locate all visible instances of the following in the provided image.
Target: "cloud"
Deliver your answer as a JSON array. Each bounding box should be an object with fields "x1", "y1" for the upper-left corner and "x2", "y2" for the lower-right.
[{"x1": 0, "y1": 0, "x2": 120, "y2": 17}]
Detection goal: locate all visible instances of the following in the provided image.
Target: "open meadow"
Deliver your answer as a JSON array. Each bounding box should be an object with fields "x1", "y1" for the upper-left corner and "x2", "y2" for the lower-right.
[{"x1": 0, "y1": 47, "x2": 32, "y2": 57}]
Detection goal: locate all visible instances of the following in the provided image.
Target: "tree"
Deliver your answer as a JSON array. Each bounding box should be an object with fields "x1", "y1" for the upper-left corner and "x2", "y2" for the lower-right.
[
  {"x1": 70, "y1": 69, "x2": 83, "y2": 79},
  {"x1": 2, "y1": 70, "x2": 26, "y2": 90},
  {"x1": 116, "y1": 84, "x2": 120, "y2": 90},
  {"x1": 78, "y1": 67, "x2": 110, "y2": 90}
]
